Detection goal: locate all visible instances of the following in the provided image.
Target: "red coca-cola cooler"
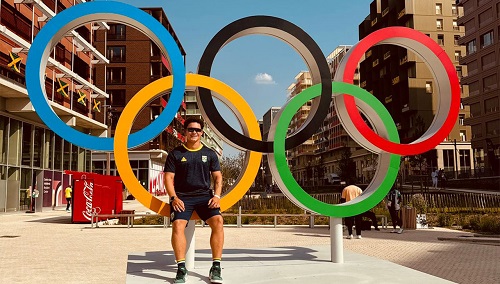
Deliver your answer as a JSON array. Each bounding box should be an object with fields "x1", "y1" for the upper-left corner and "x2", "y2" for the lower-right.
[{"x1": 65, "y1": 171, "x2": 123, "y2": 223}]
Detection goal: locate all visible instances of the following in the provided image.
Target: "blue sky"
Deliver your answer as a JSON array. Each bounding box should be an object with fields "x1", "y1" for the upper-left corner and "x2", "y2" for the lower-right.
[{"x1": 111, "y1": 0, "x2": 373, "y2": 156}]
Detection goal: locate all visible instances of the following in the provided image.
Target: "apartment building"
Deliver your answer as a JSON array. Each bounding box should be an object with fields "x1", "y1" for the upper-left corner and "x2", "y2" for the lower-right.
[
  {"x1": 287, "y1": 71, "x2": 316, "y2": 186},
  {"x1": 92, "y1": 8, "x2": 187, "y2": 195},
  {"x1": 457, "y1": 0, "x2": 500, "y2": 175},
  {"x1": 0, "y1": 0, "x2": 108, "y2": 212},
  {"x1": 92, "y1": 8, "x2": 224, "y2": 195},
  {"x1": 359, "y1": 0, "x2": 474, "y2": 177},
  {"x1": 312, "y1": 46, "x2": 375, "y2": 184},
  {"x1": 261, "y1": 106, "x2": 280, "y2": 187}
]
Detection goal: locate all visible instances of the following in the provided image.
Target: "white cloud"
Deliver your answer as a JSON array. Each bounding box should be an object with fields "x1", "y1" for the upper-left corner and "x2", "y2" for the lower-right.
[{"x1": 254, "y1": 73, "x2": 276, "y2": 85}]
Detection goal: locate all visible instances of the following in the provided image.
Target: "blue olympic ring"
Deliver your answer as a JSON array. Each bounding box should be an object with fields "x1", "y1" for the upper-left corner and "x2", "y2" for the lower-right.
[{"x1": 26, "y1": 1, "x2": 185, "y2": 151}]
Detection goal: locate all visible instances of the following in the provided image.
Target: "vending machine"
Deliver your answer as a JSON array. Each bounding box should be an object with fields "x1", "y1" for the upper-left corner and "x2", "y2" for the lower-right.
[{"x1": 65, "y1": 171, "x2": 123, "y2": 223}]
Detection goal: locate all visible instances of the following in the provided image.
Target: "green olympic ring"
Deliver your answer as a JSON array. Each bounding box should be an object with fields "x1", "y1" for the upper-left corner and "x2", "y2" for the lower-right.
[{"x1": 270, "y1": 82, "x2": 401, "y2": 217}]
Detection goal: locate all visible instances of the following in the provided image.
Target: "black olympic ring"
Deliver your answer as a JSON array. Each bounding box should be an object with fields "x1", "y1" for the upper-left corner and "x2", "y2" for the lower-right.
[{"x1": 197, "y1": 16, "x2": 332, "y2": 153}]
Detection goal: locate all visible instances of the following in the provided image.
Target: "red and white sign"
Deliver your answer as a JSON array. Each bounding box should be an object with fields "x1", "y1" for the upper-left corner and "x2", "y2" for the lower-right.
[{"x1": 67, "y1": 171, "x2": 123, "y2": 223}]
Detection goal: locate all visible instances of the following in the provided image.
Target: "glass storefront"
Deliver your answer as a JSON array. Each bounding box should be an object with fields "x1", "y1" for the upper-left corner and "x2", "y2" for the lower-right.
[{"x1": 0, "y1": 115, "x2": 92, "y2": 212}]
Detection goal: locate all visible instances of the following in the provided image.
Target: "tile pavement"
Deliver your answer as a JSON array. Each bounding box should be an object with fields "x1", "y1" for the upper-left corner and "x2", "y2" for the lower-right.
[{"x1": 0, "y1": 202, "x2": 498, "y2": 283}]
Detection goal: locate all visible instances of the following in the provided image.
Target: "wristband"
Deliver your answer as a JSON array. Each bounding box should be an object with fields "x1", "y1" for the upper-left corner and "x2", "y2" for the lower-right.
[{"x1": 213, "y1": 194, "x2": 221, "y2": 199}]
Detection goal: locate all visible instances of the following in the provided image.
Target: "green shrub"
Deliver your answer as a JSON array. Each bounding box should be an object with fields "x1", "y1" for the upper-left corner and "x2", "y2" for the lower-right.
[
  {"x1": 479, "y1": 215, "x2": 500, "y2": 234},
  {"x1": 436, "y1": 213, "x2": 453, "y2": 227},
  {"x1": 410, "y1": 194, "x2": 428, "y2": 214}
]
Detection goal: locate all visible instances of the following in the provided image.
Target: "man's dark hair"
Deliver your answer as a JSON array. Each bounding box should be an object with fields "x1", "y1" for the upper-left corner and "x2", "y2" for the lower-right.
[{"x1": 184, "y1": 117, "x2": 204, "y2": 129}]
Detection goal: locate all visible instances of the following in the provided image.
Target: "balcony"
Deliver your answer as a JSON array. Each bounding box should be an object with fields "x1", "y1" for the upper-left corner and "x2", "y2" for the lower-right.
[
  {"x1": 0, "y1": 24, "x2": 108, "y2": 98},
  {"x1": 13, "y1": 0, "x2": 108, "y2": 64}
]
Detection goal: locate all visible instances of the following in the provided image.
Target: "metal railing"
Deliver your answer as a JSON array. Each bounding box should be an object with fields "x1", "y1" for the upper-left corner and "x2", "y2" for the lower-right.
[{"x1": 90, "y1": 208, "x2": 388, "y2": 229}]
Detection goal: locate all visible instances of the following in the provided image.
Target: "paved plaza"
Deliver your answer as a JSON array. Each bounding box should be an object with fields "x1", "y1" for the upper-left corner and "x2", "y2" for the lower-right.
[{"x1": 0, "y1": 201, "x2": 499, "y2": 283}]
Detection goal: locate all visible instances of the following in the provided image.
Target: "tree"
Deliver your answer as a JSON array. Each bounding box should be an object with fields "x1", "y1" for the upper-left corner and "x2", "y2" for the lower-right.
[
  {"x1": 337, "y1": 146, "x2": 356, "y2": 184},
  {"x1": 219, "y1": 152, "x2": 245, "y2": 195}
]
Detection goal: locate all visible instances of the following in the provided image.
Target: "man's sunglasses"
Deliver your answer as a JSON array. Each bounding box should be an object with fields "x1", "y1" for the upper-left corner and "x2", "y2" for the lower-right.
[{"x1": 187, "y1": 127, "x2": 203, "y2": 133}]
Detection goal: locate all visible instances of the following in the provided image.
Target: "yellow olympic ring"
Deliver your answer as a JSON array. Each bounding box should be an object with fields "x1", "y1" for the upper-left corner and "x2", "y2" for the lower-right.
[{"x1": 114, "y1": 74, "x2": 262, "y2": 216}]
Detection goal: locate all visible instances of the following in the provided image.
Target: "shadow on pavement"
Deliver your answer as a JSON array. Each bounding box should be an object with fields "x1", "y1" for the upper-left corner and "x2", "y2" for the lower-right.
[
  {"x1": 26, "y1": 216, "x2": 72, "y2": 224},
  {"x1": 127, "y1": 246, "x2": 321, "y2": 283}
]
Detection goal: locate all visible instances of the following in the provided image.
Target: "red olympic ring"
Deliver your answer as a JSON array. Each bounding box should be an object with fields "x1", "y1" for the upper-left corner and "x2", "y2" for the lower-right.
[{"x1": 342, "y1": 27, "x2": 460, "y2": 156}]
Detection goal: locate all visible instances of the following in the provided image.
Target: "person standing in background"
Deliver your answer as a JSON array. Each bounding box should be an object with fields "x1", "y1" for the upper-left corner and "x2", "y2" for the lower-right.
[
  {"x1": 65, "y1": 185, "x2": 72, "y2": 212},
  {"x1": 386, "y1": 187, "x2": 403, "y2": 234},
  {"x1": 340, "y1": 184, "x2": 363, "y2": 239}
]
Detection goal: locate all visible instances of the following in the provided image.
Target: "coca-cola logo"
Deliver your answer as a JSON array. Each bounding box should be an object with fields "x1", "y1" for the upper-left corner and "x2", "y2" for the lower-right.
[{"x1": 81, "y1": 180, "x2": 94, "y2": 221}]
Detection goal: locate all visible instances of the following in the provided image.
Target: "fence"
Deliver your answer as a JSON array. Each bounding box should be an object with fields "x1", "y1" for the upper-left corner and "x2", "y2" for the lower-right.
[{"x1": 231, "y1": 192, "x2": 500, "y2": 214}]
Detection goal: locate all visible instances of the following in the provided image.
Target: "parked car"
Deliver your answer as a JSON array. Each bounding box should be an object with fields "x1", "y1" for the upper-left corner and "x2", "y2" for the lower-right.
[{"x1": 328, "y1": 173, "x2": 342, "y2": 184}]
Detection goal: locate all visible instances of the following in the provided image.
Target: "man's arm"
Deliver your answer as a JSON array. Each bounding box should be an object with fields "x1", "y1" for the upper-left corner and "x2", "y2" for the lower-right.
[
  {"x1": 164, "y1": 172, "x2": 184, "y2": 212},
  {"x1": 208, "y1": 170, "x2": 222, "y2": 208}
]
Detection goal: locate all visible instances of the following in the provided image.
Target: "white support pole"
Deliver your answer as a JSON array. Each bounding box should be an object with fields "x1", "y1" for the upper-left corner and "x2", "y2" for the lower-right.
[
  {"x1": 185, "y1": 220, "x2": 196, "y2": 270},
  {"x1": 330, "y1": 217, "x2": 343, "y2": 263}
]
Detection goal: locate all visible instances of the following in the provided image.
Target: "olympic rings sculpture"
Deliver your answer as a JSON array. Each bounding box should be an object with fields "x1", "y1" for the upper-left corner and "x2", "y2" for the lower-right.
[{"x1": 25, "y1": 1, "x2": 459, "y2": 218}]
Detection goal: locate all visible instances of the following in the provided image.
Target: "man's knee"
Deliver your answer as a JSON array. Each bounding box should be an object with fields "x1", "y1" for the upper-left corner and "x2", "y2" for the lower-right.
[
  {"x1": 206, "y1": 215, "x2": 223, "y2": 229},
  {"x1": 172, "y1": 220, "x2": 188, "y2": 234}
]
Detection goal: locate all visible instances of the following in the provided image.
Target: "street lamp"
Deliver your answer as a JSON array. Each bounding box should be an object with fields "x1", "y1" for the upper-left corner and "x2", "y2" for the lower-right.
[
  {"x1": 260, "y1": 166, "x2": 265, "y2": 192},
  {"x1": 103, "y1": 105, "x2": 113, "y2": 176}
]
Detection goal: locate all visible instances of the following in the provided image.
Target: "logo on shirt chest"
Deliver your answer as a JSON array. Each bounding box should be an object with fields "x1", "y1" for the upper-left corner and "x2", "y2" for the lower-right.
[
  {"x1": 202, "y1": 155, "x2": 207, "y2": 163},
  {"x1": 181, "y1": 157, "x2": 187, "y2": 162}
]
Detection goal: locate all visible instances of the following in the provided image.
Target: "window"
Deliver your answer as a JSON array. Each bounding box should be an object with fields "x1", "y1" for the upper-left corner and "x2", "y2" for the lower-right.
[
  {"x1": 459, "y1": 150, "x2": 471, "y2": 169},
  {"x1": 379, "y1": 66, "x2": 387, "y2": 78},
  {"x1": 408, "y1": 65, "x2": 416, "y2": 78},
  {"x1": 484, "y1": 97, "x2": 499, "y2": 114},
  {"x1": 443, "y1": 150, "x2": 455, "y2": 171},
  {"x1": 459, "y1": 114, "x2": 465, "y2": 125},
  {"x1": 436, "y1": 19, "x2": 443, "y2": 30},
  {"x1": 481, "y1": 52, "x2": 496, "y2": 70},
  {"x1": 55, "y1": 43, "x2": 65, "y2": 64},
  {"x1": 453, "y1": 20, "x2": 459, "y2": 31},
  {"x1": 480, "y1": 30, "x2": 494, "y2": 48},
  {"x1": 460, "y1": 131, "x2": 466, "y2": 142},
  {"x1": 150, "y1": 42, "x2": 161, "y2": 57},
  {"x1": 425, "y1": 81, "x2": 433, "y2": 93},
  {"x1": 469, "y1": 81, "x2": 479, "y2": 96},
  {"x1": 437, "y1": 34, "x2": 444, "y2": 45},
  {"x1": 452, "y1": 4, "x2": 458, "y2": 16},
  {"x1": 108, "y1": 24, "x2": 126, "y2": 40},
  {"x1": 454, "y1": 35, "x2": 460, "y2": 45},
  {"x1": 466, "y1": 39, "x2": 477, "y2": 54},
  {"x1": 108, "y1": 89, "x2": 126, "y2": 106},
  {"x1": 471, "y1": 124, "x2": 482, "y2": 138},
  {"x1": 468, "y1": 60, "x2": 478, "y2": 75},
  {"x1": 436, "y1": 3, "x2": 442, "y2": 14},
  {"x1": 454, "y1": 51, "x2": 461, "y2": 61},
  {"x1": 479, "y1": 9, "x2": 493, "y2": 28},
  {"x1": 456, "y1": 66, "x2": 463, "y2": 78},
  {"x1": 106, "y1": 67, "x2": 126, "y2": 84},
  {"x1": 486, "y1": 120, "x2": 500, "y2": 136},
  {"x1": 107, "y1": 46, "x2": 126, "y2": 62},
  {"x1": 483, "y1": 74, "x2": 497, "y2": 92}
]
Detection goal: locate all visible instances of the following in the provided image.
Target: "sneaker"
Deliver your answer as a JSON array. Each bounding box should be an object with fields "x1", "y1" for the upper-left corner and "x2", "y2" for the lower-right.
[
  {"x1": 346, "y1": 234, "x2": 353, "y2": 239},
  {"x1": 209, "y1": 265, "x2": 223, "y2": 284},
  {"x1": 355, "y1": 235, "x2": 362, "y2": 239},
  {"x1": 397, "y1": 228, "x2": 404, "y2": 234},
  {"x1": 374, "y1": 228, "x2": 380, "y2": 231},
  {"x1": 390, "y1": 229, "x2": 397, "y2": 233},
  {"x1": 173, "y1": 267, "x2": 188, "y2": 284}
]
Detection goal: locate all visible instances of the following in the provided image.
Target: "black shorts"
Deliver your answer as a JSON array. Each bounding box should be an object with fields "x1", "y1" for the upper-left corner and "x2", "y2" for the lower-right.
[{"x1": 171, "y1": 195, "x2": 221, "y2": 222}]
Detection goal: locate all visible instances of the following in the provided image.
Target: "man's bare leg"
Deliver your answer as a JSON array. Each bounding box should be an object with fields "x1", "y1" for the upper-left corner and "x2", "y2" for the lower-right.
[
  {"x1": 206, "y1": 215, "x2": 224, "y2": 259},
  {"x1": 172, "y1": 219, "x2": 188, "y2": 260}
]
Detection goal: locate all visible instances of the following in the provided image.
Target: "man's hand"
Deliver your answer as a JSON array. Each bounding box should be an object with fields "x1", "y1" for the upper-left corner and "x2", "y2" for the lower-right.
[
  {"x1": 171, "y1": 198, "x2": 185, "y2": 212},
  {"x1": 208, "y1": 196, "x2": 220, "y2": 208}
]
